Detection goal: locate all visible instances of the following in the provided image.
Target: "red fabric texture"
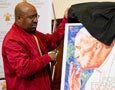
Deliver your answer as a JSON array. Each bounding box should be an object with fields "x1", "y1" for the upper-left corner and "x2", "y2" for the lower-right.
[{"x1": 2, "y1": 17, "x2": 67, "y2": 90}]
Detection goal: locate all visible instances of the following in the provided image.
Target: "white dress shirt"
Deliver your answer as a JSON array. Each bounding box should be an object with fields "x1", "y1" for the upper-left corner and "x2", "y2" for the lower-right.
[{"x1": 85, "y1": 45, "x2": 115, "y2": 90}]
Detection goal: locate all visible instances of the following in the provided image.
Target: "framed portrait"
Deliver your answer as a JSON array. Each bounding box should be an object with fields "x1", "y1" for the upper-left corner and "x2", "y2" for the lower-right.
[{"x1": 61, "y1": 23, "x2": 115, "y2": 90}]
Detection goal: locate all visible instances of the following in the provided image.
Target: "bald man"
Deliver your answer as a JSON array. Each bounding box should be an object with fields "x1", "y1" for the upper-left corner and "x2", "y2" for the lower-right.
[{"x1": 2, "y1": 2, "x2": 68, "y2": 90}]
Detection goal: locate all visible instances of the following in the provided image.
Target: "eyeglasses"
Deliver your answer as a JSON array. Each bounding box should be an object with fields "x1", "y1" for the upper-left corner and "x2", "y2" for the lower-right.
[{"x1": 25, "y1": 14, "x2": 40, "y2": 20}]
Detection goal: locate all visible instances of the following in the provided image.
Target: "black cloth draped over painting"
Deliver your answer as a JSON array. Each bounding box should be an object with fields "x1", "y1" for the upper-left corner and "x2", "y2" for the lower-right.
[{"x1": 68, "y1": 2, "x2": 115, "y2": 46}]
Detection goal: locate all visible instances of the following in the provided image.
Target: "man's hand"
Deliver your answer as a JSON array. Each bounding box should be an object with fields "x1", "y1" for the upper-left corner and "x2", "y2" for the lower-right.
[
  {"x1": 64, "y1": 8, "x2": 69, "y2": 19},
  {"x1": 68, "y1": 62, "x2": 81, "y2": 90},
  {"x1": 48, "y1": 52, "x2": 57, "y2": 61},
  {"x1": 48, "y1": 50, "x2": 59, "y2": 61}
]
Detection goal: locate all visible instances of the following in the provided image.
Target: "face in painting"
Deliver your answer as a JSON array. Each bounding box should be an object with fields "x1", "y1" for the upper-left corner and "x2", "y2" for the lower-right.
[{"x1": 74, "y1": 28, "x2": 113, "y2": 69}]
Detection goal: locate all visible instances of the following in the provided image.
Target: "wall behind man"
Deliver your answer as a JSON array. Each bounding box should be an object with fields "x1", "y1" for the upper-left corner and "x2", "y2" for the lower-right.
[{"x1": 52, "y1": 0, "x2": 114, "y2": 19}]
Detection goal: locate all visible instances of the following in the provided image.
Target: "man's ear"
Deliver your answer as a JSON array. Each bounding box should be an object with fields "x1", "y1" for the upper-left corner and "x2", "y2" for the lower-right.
[
  {"x1": 16, "y1": 16, "x2": 23, "y2": 23},
  {"x1": 94, "y1": 41, "x2": 102, "y2": 55},
  {"x1": 17, "y1": 16, "x2": 22, "y2": 20}
]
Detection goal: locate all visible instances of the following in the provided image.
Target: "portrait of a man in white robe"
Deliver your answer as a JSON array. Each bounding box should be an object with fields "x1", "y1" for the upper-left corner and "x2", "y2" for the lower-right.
[{"x1": 61, "y1": 23, "x2": 115, "y2": 90}]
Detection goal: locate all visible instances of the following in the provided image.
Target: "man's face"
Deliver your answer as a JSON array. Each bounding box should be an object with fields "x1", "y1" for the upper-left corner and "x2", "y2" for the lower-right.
[
  {"x1": 20, "y1": 7, "x2": 38, "y2": 33},
  {"x1": 74, "y1": 29, "x2": 112, "y2": 69}
]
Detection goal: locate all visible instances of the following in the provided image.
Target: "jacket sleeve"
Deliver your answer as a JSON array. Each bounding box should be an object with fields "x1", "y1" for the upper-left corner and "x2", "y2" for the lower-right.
[{"x1": 44, "y1": 16, "x2": 68, "y2": 51}]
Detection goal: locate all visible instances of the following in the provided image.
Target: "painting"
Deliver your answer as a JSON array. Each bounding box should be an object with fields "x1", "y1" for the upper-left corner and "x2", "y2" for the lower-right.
[{"x1": 61, "y1": 23, "x2": 115, "y2": 90}]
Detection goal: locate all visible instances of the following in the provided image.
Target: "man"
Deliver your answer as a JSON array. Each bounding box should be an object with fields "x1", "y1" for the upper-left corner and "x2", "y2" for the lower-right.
[
  {"x1": 2, "y1": 2, "x2": 68, "y2": 90},
  {"x1": 68, "y1": 27, "x2": 115, "y2": 90}
]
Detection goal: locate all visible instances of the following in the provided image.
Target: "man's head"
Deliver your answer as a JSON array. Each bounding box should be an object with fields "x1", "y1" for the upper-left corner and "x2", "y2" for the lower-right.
[
  {"x1": 74, "y1": 27, "x2": 114, "y2": 69},
  {"x1": 15, "y1": 2, "x2": 39, "y2": 33}
]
